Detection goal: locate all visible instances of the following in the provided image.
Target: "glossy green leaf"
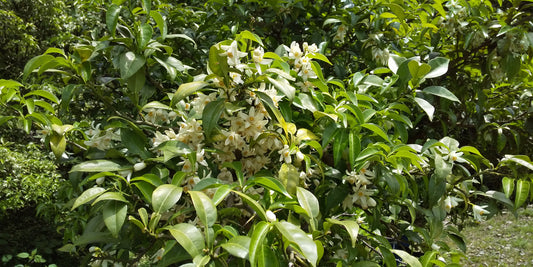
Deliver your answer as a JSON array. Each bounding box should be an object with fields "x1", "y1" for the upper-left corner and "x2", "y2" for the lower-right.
[
  {"x1": 257, "y1": 244, "x2": 280, "y2": 267},
  {"x1": 408, "y1": 60, "x2": 431, "y2": 80},
  {"x1": 249, "y1": 221, "x2": 272, "y2": 267},
  {"x1": 481, "y1": 190, "x2": 514, "y2": 209},
  {"x1": 249, "y1": 176, "x2": 291, "y2": 198},
  {"x1": 414, "y1": 97, "x2": 435, "y2": 121},
  {"x1": 422, "y1": 86, "x2": 459, "y2": 102},
  {"x1": 515, "y1": 180, "x2": 530, "y2": 208},
  {"x1": 238, "y1": 30, "x2": 263, "y2": 46},
  {"x1": 150, "y1": 11, "x2": 167, "y2": 39},
  {"x1": 306, "y1": 52, "x2": 332, "y2": 65},
  {"x1": 24, "y1": 90, "x2": 59, "y2": 104},
  {"x1": 49, "y1": 133, "x2": 66, "y2": 159},
  {"x1": 208, "y1": 43, "x2": 228, "y2": 78},
  {"x1": 501, "y1": 155, "x2": 533, "y2": 171},
  {"x1": 103, "y1": 201, "x2": 128, "y2": 237},
  {"x1": 202, "y1": 98, "x2": 225, "y2": 141},
  {"x1": 72, "y1": 187, "x2": 106, "y2": 210},
  {"x1": 106, "y1": 4, "x2": 121, "y2": 37},
  {"x1": 221, "y1": 236, "x2": 251, "y2": 259},
  {"x1": 274, "y1": 221, "x2": 317, "y2": 267},
  {"x1": 297, "y1": 187, "x2": 319, "y2": 219},
  {"x1": 426, "y1": 57, "x2": 449, "y2": 78},
  {"x1": 212, "y1": 185, "x2": 232, "y2": 206},
  {"x1": 166, "y1": 223, "x2": 205, "y2": 258},
  {"x1": 361, "y1": 123, "x2": 391, "y2": 143},
  {"x1": 171, "y1": 81, "x2": 209, "y2": 106},
  {"x1": 138, "y1": 23, "x2": 153, "y2": 49},
  {"x1": 141, "y1": 101, "x2": 171, "y2": 111},
  {"x1": 278, "y1": 163, "x2": 299, "y2": 195},
  {"x1": 119, "y1": 52, "x2": 146, "y2": 80},
  {"x1": 141, "y1": 0, "x2": 150, "y2": 14},
  {"x1": 502, "y1": 177, "x2": 515, "y2": 199},
  {"x1": 92, "y1": 191, "x2": 128, "y2": 206},
  {"x1": 152, "y1": 184, "x2": 183, "y2": 213},
  {"x1": 233, "y1": 190, "x2": 267, "y2": 221},
  {"x1": 121, "y1": 127, "x2": 151, "y2": 159},
  {"x1": 326, "y1": 218, "x2": 359, "y2": 248},
  {"x1": 70, "y1": 160, "x2": 131, "y2": 173},
  {"x1": 156, "y1": 140, "x2": 192, "y2": 162},
  {"x1": 268, "y1": 77, "x2": 295, "y2": 101},
  {"x1": 0, "y1": 79, "x2": 23, "y2": 88},
  {"x1": 420, "y1": 250, "x2": 437, "y2": 267},
  {"x1": 154, "y1": 56, "x2": 178, "y2": 81},
  {"x1": 391, "y1": 249, "x2": 422, "y2": 267},
  {"x1": 189, "y1": 190, "x2": 217, "y2": 227},
  {"x1": 23, "y1": 55, "x2": 55, "y2": 80}
]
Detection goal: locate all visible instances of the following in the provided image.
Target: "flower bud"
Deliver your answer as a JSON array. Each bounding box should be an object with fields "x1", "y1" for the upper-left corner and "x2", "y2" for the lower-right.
[
  {"x1": 266, "y1": 210, "x2": 277, "y2": 222},
  {"x1": 96, "y1": 177, "x2": 105, "y2": 185},
  {"x1": 134, "y1": 162, "x2": 147, "y2": 171}
]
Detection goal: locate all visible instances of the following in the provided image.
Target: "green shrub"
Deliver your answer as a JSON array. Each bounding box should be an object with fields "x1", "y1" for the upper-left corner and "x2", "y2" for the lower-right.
[{"x1": 0, "y1": 141, "x2": 63, "y2": 213}]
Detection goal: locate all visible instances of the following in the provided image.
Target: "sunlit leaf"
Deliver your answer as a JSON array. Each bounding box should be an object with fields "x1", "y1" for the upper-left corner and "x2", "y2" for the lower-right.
[
  {"x1": 391, "y1": 249, "x2": 422, "y2": 267},
  {"x1": 414, "y1": 97, "x2": 435, "y2": 121},
  {"x1": 326, "y1": 218, "x2": 359, "y2": 248},
  {"x1": 189, "y1": 190, "x2": 217, "y2": 227},
  {"x1": 166, "y1": 223, "x2": 205, "y2": 258},
  {"x1": 274, "y1": 221, "x2": 318, "y2": 267},
  {"x1": 422, "y1": 86, "x2": 459, "y2": 102},
  {"x1": 221, "y1": 236, "x2": 251, "y2": 259},
  {"x1": 152, "y1": 184, "x2": 183, "y2": 213},
  {"x1": 72, "y1": 187, "x2": 106, "y2": 210}
]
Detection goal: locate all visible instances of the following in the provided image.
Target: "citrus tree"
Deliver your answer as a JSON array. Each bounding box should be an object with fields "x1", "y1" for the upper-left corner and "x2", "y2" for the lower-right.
[{"x1": 1, "y1": 0, "x2": 532, "y2": 266}]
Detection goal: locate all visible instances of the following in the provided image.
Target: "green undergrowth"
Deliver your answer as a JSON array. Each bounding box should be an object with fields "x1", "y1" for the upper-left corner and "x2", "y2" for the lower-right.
[{"x1": 459, "y1": 206, "x2": 533, "y2": 266}]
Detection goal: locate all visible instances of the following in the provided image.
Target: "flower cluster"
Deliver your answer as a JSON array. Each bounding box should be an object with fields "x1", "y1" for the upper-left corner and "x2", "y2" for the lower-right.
[
  {"x1": 84, "y1": 123, "x2": 121, "y2": 151},
  {"x1": 342, "y1": 163, "x2": 377, "y2": 210},
  {"x1": 135, "y1": 40, "x2": 326, "y2": 192}
]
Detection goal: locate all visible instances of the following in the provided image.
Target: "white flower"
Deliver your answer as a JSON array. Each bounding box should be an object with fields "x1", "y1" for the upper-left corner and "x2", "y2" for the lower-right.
[
  {"x1": 151, "y1": 248, "x2": 165, "y2": 263},
  {"x1": 333, "y1": 24, "x2": 348, "y2": 42},
  {"x1": 343, "y1": 185, "x2": 376, "y2": 210},
  {"x1": 191, "y1": 92, "x2": 217, "y2": 116},
  {"x1": 352, "y1": 185, "x2": 376, "y2": 209},
  {"x1": 295, "y1": 80, "x2": 315, "y2": 92},
  {"x1": 297, "y1": 56, "x2": 317, "y2": 81},
  {"x1": 279, "y1": 144, "x2": 292, "y2": 164},
  {"x1": 230, "y1": 72, "x2": 244, "y2": 84},
  {"x1": 220, "y1": 41, "x2": 248, "y2": 66},
  {"x1": 84, "y1": 128, "x2": 120, "y2": 151},
  {"x1": 151, "y1": 131, "x2": 170, "y2": 148},
  {"x1": 472, "y1": 205, "x2": 490, "y2": 221},
  {"x1": 444, "y1": 151, "x2": 466, "y2": 163},
  {"x1": 444, "y1": 196, "x2": 462, "y2": 213},
  {"x1": 344, "y1": 163, "x2": 375, "y2": 186},
  {"x1": 287, "y1": 41, "x2": 303, "y2": 59},
  {"x1": 252, "y1": 47, "x2": 272, "y2": 65},
  {"x1": 371, "y1": 47, "x2": 389, "y2": 66},
  {"x1": 119, "y1": 170, "x2": 132, "y2": 183},
  {"x1": 303, "y1": 42, "x2": 319, "y2": 54},
  {"x1": 183, "y1": 176, "x2": 200, "y2": 192}
]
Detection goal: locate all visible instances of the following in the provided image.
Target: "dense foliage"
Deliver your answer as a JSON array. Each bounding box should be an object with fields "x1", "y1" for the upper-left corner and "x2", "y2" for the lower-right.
[{"x1": 1, "y1": 0, "x2": 533, "y2": 266}]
